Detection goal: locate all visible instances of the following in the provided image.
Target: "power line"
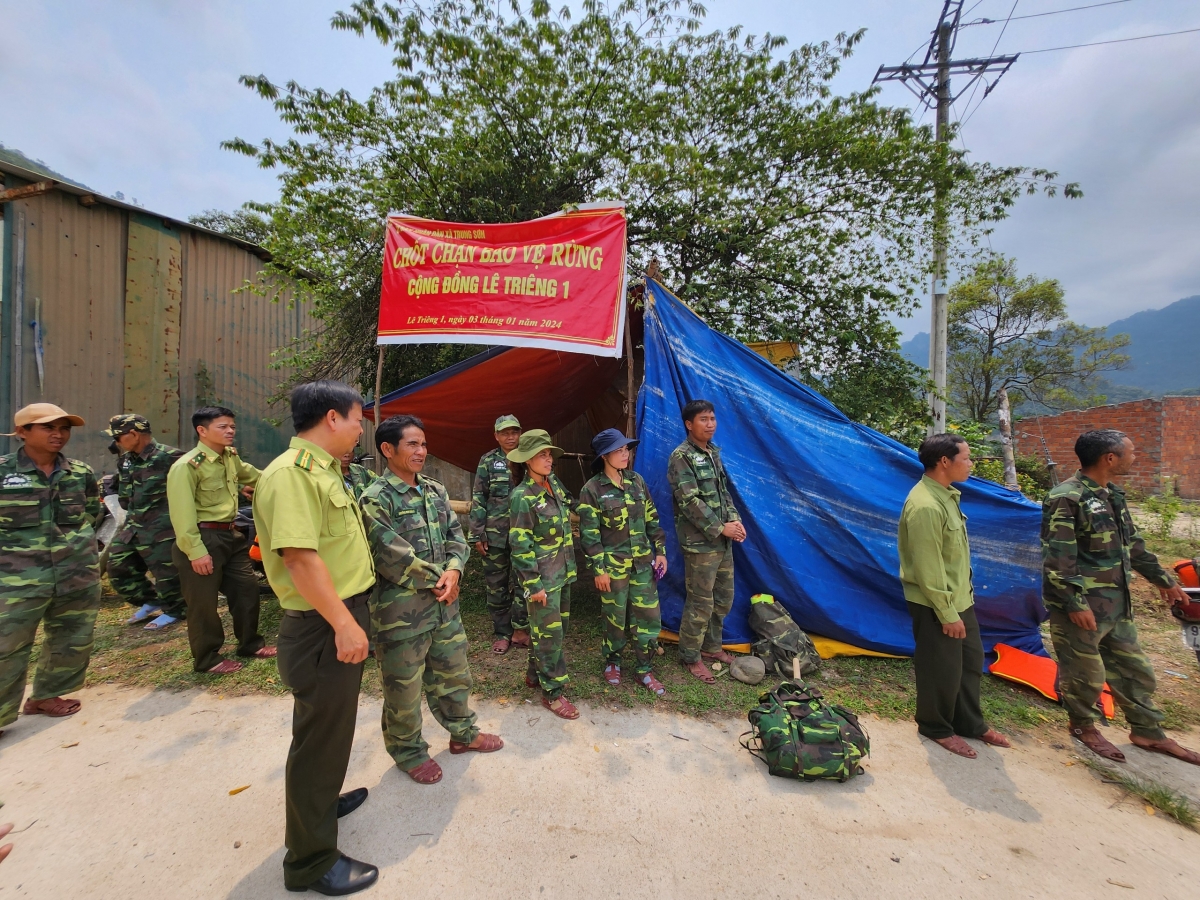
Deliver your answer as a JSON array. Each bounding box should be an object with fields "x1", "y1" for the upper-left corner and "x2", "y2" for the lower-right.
[
  {"x1": 1019, "y1": 26, "x2": 1200, "y2": 53},
  {"x1": 960, "y1": 1, "x2": 1019, "y2": 129},
  {"x1": 962, "y1": 0, "x2": 1133, "y2": 27}
]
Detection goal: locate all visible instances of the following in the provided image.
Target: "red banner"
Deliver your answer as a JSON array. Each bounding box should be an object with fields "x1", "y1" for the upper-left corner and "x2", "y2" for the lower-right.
[{"x1": 379, "y1": 205, "x2": 627, "y2": 357}]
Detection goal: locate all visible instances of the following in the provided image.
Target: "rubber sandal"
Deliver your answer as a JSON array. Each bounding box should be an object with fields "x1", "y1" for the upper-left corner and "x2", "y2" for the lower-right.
[
  {"x1": 450, "y1": 733, "x2": 504, "y2": 754},
  {"x1": 492, "y1": 637, "x2": 512, "y2": 655},
  {"x1": 603, "y1": 664, "x2": 621, "y2": 686},
  {"x1": 1129, "y1": 735, "x2": 1200, "y2": 766},
  {"x1": 22, "y1": 696, "x2": 81, "y2": 717},
  {"x1": 126, "y1": 603, "x2": 161, "y2": 625},
  {"x1": 701, "y1": 650, "x2": 735, "y2": 665},
  {"x1": 250, "y1": 646, "x2": 277, "y2": 658},
  {"x1": 934, "y1": 735, "x2": 977, "y2": 758},
  {"x1": 978, "y1": 729, "x2": 1011, "y2": 748},
  {"x1": 405, "y1": 759, "x2": 443, "y2": 784},
  {"x1": 206, "y1": 659, "x2": 244, "y2": 675},
  {"x1": 525, "y1": 671, "x2": 540, "y2": 689},
  {"x1": 511, "y1": 629, "x2": 531, "y2": 648},
  {"x1": 684, "y1": 659, "x2": 715, "y2": 684},
  {"x1": 639, "y1": 673, "x2": 666, "y2": 696},
  {"x1": 1071, "y1": 725, "x2": 1125, "y2": 762},
  {"x1": 542, "y1": 695, "x2": 580, "y2": 720},
  {"x1": 143, "y1": 613, "x2": 179, "y2": 631}
]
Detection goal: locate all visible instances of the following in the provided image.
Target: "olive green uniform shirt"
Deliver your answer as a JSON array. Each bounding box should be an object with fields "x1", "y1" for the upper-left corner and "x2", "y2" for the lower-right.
[
  {"x1": 252, "y1": 437, "x2": 375, "y2": 611},
  {"x1": 166, "y1": 443, "x2": 261, "y2": 561},
  {"x1": 897, "y1": 475, "x2": 974, "y2": 625}
]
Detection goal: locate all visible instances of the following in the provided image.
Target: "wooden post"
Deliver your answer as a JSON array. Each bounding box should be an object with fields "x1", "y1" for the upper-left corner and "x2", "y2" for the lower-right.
[
  {"x1": 997, "y1": 387, "x2": 1019, "y2": 491},
  {"x1": 624, "y1": 310, "x2": 636, "y2": 438},
  {"x1": 373, "y1": 344, "x2": 385, "y2": 474}
]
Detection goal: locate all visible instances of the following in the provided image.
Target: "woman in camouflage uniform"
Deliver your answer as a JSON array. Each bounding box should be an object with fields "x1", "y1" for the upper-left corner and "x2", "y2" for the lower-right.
[{"x1": 507, "y1": 430, "x2": 580, "y2": 720}]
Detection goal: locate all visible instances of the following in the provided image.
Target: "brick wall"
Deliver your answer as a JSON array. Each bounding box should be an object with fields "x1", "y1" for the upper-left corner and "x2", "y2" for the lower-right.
[{"x1": 1019, "y1": 397, "x2": 1200, "y2": 498}]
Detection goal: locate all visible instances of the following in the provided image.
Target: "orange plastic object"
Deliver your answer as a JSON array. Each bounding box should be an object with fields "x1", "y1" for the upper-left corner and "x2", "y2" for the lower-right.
[
  {"x1": 991, "y1": 642, "x2": 1115, "y2": 720},
  {"x1": 249, "y1": 536, "x2": 262, "y2": 563},
  {"x1": 1173, "y1": 559, "x2": 1199, "y2": 588}
]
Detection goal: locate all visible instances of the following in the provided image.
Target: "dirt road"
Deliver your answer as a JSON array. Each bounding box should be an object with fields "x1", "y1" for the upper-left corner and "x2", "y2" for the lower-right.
[{"x1": 1, "y1": 685, "x2": 1197, "y2": 899}]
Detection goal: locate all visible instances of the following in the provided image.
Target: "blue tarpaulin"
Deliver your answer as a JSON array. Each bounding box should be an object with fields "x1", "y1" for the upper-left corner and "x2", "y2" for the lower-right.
[{"x1": 635, "y1": 281, "x2": 1048, "y2": 657}]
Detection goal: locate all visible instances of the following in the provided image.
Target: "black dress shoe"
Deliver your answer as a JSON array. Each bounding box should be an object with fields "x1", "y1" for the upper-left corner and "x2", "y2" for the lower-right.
[
  {"x1": 286, "y1": 854, "x2": 379, "y2": 895},
  {"x1": 337, "y1": 787, "x2": 368, "y2": 818}
]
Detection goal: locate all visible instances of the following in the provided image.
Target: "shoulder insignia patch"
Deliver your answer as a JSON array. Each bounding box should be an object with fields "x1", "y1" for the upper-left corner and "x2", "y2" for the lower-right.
[
  {"x1": 188, "y1": 454, "x2": 203, "y2": 469},
  {"x1": 228, "y1": 447, "x2": 239, "y2": 456},
  {"x1": 294, "y1": 449, "x2": 315, "y2": 471}
]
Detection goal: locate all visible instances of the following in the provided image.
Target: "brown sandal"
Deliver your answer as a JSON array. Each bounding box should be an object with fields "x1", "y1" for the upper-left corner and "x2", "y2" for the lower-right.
[
  {"x1": 603, "y1": 664, "x2": 621, "y2": 686},
  {"x1": 450, "y1": 733, "x2": 504, "y2": 754},
  {"x1": 525, "y1": 671, "x2": 540, "y2": 689},
  {"x1": 639, "y1": 673, "x2": 666, "y2": 696},
  {"x1": 1071, "y1": 725, "x2": 1125, "y2": 762},
  {"x1": 684, "y1": 659, "x2": 715, "y2": 684},
  {"x1": 701, "y1": 650, "x2": 735, "y2": 665},
  {"x1": 251, "y1": 646, "x2": 277, "y2": 659},
  {"x1": 1129, "y1": 735, "x2": 1200, "y2": 766},
  {"x1": 206, "y1": 659, "x2": 244, "y2": 675},
  {"x1": 542, "y1": 695, "x2": 580, "y2": 720},
  {"x1": 492, "y1": 637, "x2": 512, "y2": 654},
  {"x1": 405, "y1": 759, "x2": 443, "y2": 784},
  {"x1": 23, "y1": 696, "x2": 81, "y2": 717},
  {"x1": 978, "y1": 729, "x2": 1011, "y2": 748},
  {"x1": 933, "y1": 735, "x2": 977, "y2": 759},
  {"x1": 511, "y1": 629, "x2": 531, "y2": 648}
]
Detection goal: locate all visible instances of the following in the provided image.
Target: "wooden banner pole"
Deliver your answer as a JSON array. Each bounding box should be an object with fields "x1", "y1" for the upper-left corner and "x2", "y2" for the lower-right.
[{"x1": 374, "y1": 345, "x2": 385, "y2": 474}]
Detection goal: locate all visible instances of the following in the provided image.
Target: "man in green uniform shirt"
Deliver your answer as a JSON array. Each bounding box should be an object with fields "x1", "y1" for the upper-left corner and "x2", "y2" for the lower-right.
[
  {"x1": 360, "y1": 415, "x2": 502, "y2": 785},
  {"x1": 254, "y1": 380, "x2": 378, "y2": 896},
  {"x1": 1043, "y1": 429, "x2": 1200, "y2": 766},
  {"x1": 470, "y1": 414, "x2": 528, "y2": 654},
  {"x1": 666, "y1": 399, "x2": 744, "y2": 684},
  {"x1": 104, "y1": 414, "x2": 187, "y2": 630},
  {"x1": 898, "y1": 433, "x2": 1009, "y2": 759},
  {"x1": 0, "y1": 403, "x2": 101, "y2": 737},
  {"x1": 167, "y1": 406, "x2": 272, "y2": 674}
]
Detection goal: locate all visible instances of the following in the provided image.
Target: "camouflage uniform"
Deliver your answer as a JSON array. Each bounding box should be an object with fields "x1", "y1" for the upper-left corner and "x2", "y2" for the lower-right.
[
  {"x1": 666, "y1": 437, "x2": 740, "y2": 664},
  {"x1": 509, "y1": 473, "x2": 576, "y2": 698},
  {"x1": 107, "y1": 437, "x2": 187, "y2": 618},
  {"x1": 0, "y1": 449, "x2": 101, "y2": 728},
  {"x1": 360, "y1": 471, "x2": 476, "y2": 771},
  {"x1": 1042, "y1": 472, "x2": 1174, "y2": 740},
  {"x1": 469, "y1": 447, "x2": 526, "y2": 637},
  {"x1": 577, "y1": 470, "x2": 665, "y2": 675},
  {"x1": 342, "y1": 462, "x2": 376, "y2": 501}
]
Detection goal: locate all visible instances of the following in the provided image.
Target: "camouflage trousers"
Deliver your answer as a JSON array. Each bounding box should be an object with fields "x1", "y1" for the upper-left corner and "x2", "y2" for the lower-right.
[
  {"x1": 528, "y1": 582, "x2": 572, "y2": 699},
  {"x1": 376, "y1": 615, "x2": 479, "y2": 771},
  {"x1": 1048, "y1": 610, "x2": 1166, "y2": 740},
  {"x1": 0, "y1": 584, "x2": 102, "y2": 728},
  {"x1": 482, "y1": 542, "x2": 527, "y2": 637},
  {"x1": 601, "y1": 568, "x2": 661, "y2": 675},
  {"x1": 678, "y1": 545, "x2": 734, "y2": 664},
  {"x1": 107, "y1": 534, "x2": 186, "y2": 619}
]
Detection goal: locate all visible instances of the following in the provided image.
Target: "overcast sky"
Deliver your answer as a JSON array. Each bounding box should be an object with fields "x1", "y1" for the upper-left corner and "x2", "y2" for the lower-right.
[{"x1": 2, "y1": 1, "x2": 1197, "y2": 337}]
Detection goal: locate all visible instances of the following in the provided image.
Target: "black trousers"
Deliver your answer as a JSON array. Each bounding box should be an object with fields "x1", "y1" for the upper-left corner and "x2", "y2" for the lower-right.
[
  {"x1": 908, "y1": 602, "x2": 987, "y2": 740},
  {"x1": 172, "y1": 528, "x2": 264, "y2": 671},
  {"x1": 277, "y1": 597, "x2": 370, "y2": 888}
]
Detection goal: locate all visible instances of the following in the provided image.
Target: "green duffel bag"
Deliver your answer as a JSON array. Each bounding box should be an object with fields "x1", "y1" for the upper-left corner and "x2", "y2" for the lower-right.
[
  {"x1": 748, "y1": 594, "x2": 820, "y2": 677},
  {"x1": 740, "y1": 680, "x2": 869, "y2": 782}
]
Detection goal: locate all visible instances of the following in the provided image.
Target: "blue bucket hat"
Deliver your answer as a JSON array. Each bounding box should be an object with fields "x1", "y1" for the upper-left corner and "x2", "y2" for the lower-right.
[{"x1": 591, "y1": 428, "x2": 638, "y2": 472}]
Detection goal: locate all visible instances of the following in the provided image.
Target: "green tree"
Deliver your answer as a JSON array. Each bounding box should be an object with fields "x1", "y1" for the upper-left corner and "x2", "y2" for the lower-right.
[
  {"x1": 947, "y1": 255, "x2": 1129, "y2": 422},
  {"x1": 217, "y1": 0, "x2": 1075, "y2": 396}
]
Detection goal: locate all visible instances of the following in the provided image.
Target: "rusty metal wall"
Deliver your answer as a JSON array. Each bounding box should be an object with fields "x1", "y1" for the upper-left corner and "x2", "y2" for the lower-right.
[
  {"x1": 178, "y1": 229, "x2": 315, "y2": 467},
  {"x1": 4, "y1": 190, "x2": 127, "y2": 470}
]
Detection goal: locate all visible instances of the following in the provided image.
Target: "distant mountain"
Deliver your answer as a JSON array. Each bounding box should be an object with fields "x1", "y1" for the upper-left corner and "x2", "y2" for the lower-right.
[
  {"x1": 901, "y1": 332, "x2": 929, "y2": 368},
  {"x1": 1102, "y1": 295, "x2": 1200, "y2": 395}
]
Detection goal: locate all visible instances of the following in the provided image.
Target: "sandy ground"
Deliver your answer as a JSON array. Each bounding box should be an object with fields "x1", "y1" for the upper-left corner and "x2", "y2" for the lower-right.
[{"x1": 1, "y1": 686, "x2": 1199, "y2": 900}]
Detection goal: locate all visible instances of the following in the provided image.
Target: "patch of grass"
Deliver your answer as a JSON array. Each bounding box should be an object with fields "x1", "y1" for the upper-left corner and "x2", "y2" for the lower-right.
[
  {"x1": 1080, "y1": 755, "x2": 1199, "y2": 830},
  {"x1": 1161, "y1": 696, "x2": 1200, "y2": 731}
]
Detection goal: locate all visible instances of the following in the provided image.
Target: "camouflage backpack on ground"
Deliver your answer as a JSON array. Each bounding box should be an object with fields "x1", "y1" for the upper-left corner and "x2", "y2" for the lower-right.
[
  {"x1": 748, "y1": 594, "x2": 820, "y2": 676},
  {"x1": 740, "y1": 680, "x2": 869, "y2": 782}
]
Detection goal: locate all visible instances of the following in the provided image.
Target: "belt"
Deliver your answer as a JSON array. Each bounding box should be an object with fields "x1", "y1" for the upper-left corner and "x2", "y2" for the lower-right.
[
  {"x1": 198, "y1": 521, "x2": 237, "y2": 531},
  {"x1": 282, "y1": 590, "x2": 372, "y2": 618}
]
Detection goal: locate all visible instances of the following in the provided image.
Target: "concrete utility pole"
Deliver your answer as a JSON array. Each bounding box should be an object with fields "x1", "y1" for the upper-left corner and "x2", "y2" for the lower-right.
[{"x1": 873, "y1": 1, "x2": 1018, "y2": 435}]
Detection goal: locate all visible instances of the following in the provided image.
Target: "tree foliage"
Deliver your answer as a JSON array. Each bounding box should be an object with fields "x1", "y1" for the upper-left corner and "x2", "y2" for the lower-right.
[
  {"x1": 947, "y1": 254, "x2": 1130, "y2": 422},
  {"x1": 217, "y1": 0, "x2": 1076, "y2": 397}
]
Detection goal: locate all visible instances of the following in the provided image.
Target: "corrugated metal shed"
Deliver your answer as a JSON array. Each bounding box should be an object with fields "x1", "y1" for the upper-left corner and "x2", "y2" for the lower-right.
[{"x1": 1, "y1": 157, "x2": 316, "y2": 473}]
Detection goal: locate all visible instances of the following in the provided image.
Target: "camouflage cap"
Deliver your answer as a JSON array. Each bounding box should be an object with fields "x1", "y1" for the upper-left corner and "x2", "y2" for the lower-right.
[
  {"x1": 104, "y1": 413, "x2": 152, "y2": 437},
  {"x1": 506, "y1": 428, "x2": 563, "y2": 463},
  {"x1": 494, "y1": 414, "x2": 521, "y2": 432}
]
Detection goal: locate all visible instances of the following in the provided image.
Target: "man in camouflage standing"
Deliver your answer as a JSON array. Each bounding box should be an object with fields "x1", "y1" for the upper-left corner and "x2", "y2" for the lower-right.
[
  {"x1": 0, "y1": 403, "x2": 101, "y2": 736},
  {"x1": 339, "y1": 446, "x2": 376, "y2": 500},
  {"x1": 104, "y1": 414, "x2": 187, "y2": 631},
  {"x1": 360, "y1": 415, "x2": 502, "y2": 785},
  {"x1": 1043, "y1": 429, "x2": 1200, "y2": 765},
  {"x1": 470, "y1": 415, "x2": 528, "y2": 654},
  {"x1": 667, "y1": 400, "x2": 745, "y2": 684}
]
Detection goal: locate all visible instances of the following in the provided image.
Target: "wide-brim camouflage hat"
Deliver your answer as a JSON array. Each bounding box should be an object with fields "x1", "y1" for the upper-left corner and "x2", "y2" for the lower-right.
[
  {"x1": 494, "y1": 414, "x2": 521, "y2": 432},
  {"x1": 104, "y1": 413, "x2": 152, "y2": 437},
  {"x1": 506, "y1": 428, "x2": 563, "y2": 463},
  {"x1": 13, "y1": 402, "x2": 84, "y2": 428}
]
